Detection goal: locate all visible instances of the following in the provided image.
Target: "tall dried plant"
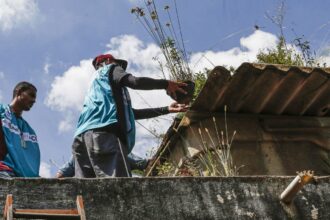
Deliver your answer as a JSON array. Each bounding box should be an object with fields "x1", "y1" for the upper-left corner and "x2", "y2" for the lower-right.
[
  {"x1": 194, "y1": 106, "x2": 240, "y2": 176},
  {"x1": 131, "y1": 0, "x2": 192, "y2": 81}
]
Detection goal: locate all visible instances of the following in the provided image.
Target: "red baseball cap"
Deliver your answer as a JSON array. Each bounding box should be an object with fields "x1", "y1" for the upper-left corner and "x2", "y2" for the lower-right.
[{"x1": 92, "y1": 54, "x2": 128, "y2": 70}]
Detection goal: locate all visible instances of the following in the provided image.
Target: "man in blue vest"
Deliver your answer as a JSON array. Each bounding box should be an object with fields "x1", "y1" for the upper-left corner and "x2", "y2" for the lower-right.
[
  {"x1": 0, "y1": 82, "x2": 40, "y2": 178},
  {"x1": 73, "y1": 53, "x2": 188, "y2": 178}
]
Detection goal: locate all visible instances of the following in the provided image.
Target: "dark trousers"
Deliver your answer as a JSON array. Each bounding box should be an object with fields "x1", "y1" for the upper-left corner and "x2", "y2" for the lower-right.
[{"x1": 72, "y1": 129, "x2": 131, "y2": 178}]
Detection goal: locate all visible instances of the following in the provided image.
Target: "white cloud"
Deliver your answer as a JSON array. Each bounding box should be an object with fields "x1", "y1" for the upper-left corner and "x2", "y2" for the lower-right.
[
  {"x1": 58, "y1": 111, "x2": 76, "y2": 133},
  {"x1": 317, "y1": 46, "x2": 330, "y2": 66},
  {"x1": 106, "y1": 35, "x2": 164, "y2": 78},
  {"x1": 0, "y1": 91, "x2": 3, "y2": 101},
  {"x1": 43, "y1": 63, "x2": 51, "y2": 75},
  {"x1": 39, "y1": 161, "x2": 52, "y2": 178},
  {"x1": 240, "y1": 30, "x2": 277, "y2": 53},
  {"x1": 45, "y1": 59, "x2": 95, "y2": 112},
  {"x1": 0, "y1": 0, "x2": 40, "y2": 32},
  {"x1": 190, "y1": 30, "x2": 278, "y2": 72}
]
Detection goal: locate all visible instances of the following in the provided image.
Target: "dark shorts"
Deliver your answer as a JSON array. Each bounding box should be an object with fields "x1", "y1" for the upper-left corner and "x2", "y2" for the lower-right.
[{"x1": 72, "y1": 129, "x2": 131, "y2": 178}]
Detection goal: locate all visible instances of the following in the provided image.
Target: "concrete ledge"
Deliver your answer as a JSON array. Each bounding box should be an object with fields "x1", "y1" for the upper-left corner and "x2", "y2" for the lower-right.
[{"x1": 0, "y1": 176, "x2": 329, "y2": 219}]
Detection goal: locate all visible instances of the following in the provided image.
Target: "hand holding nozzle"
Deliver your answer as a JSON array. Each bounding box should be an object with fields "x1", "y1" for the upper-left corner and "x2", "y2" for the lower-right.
[{"x1": 166, "y1": 81, "x2": 187, "y2": 100}]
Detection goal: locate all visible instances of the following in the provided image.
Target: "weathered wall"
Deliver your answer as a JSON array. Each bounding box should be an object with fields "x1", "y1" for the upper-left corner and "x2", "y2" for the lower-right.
[
  {"x1": 0, "y1": 177, "x2": 329, "y2": 219},
  {"x1": 165, "y1": 113, "x2": 330, "y2": 176}
]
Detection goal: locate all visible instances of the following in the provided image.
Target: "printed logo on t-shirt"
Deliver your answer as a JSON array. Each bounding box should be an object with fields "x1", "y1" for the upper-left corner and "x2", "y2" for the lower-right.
[
  {"x1": 4, "y1": 109, "x2": 11, "y2": 120},
  {"x1": 22, "y1": 132, "x2": 38, "y2": 143},
  {"x1": 2, "y1": 118, "x2": 20, "y2": 135},
  {"x1": 2, "y1": 118, "x2": 38, "y2": 143}
]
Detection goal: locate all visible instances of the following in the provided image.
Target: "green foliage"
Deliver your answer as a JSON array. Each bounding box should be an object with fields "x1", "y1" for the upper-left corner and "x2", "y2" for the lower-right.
[
  {"x1": 172, "y1": 68, "x2": 208, "y2": 120},
  {"x1": 256, "y1": 35, "x2": 323, "y2": 67},
  {"x1": 261, "y1": 0, "x2": 322, "y2": 67},
  {"x1": 192, "y1": 69, "x2": 209, "y2": 100},
  {"x1": 132, "y1": 169, "x2": 145, "y2": 177},
  {"x1": 228, "y1": 66, "x2": 236, "y2": 73},
  {"x1": 257, "y1": 36, "x2": 304, "y2": 66},
  {"x1": 155, "y1": 161, "x2": 175, "y2": 176},
  {"x1": 176, "y1": 158, "x2": 200, "y2": 176},
  {"x1": 293, "y1": 37, "x2": 321, "y2": 67}
]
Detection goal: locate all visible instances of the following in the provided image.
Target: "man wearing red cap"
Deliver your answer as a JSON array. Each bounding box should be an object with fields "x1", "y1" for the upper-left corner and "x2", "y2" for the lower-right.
[{"x1": 72, "y1": 53, "x2": 188, "y2": 177}]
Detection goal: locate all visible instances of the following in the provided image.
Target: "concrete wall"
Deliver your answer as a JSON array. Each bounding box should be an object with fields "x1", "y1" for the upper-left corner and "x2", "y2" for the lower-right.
[{"x1": 0, "y1": 177, "x2": 329, "y2": 219}]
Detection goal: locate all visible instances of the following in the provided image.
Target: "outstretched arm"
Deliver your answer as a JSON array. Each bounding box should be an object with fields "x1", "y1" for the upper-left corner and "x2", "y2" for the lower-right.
[
  {"x1": 128, "y1": 153, "x2": 148, "y2": 171},
  {"x1": 133, "y1": 102, "x2": 189, "y2": 120},
  {"x1": 121, "y1": 75, "x2": 168, "y2": 90},
  {"x1": 111, "y1": 66, "x2": 187, "y2": 99},
  {"x1": 133, "y1": 107, "x2": 169, "y2": 120},
  {"x1": 121, "y1": 74, "x2": 187, "y2": 99},
  {"x1": 56, "y1": 156, "x2": 75, "y2": 178}
]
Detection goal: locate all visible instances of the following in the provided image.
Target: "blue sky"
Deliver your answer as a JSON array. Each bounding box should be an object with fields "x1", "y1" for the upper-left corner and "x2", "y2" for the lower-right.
[{"x1": 1, "y1": 0, "x2": 330, "y2": 177}]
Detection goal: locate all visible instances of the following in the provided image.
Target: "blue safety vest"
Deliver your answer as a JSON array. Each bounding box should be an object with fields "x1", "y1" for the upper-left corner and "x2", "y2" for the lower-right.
[
  {"x1": 0, "y1": 104, "x2": 40, "y2": 177},
  {"x1": 74, "y1": 64, "x2": 136, "y2": 152}
]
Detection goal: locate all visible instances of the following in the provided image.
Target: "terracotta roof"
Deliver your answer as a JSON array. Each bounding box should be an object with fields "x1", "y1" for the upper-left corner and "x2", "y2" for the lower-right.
[{"x1": 192, "y1": 63, "x2": 330, "y2": 116}]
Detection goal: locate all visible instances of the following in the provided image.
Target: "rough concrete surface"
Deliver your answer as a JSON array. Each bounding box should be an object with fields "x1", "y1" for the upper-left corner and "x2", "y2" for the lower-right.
[{"x1": 0, "y1": 176, "x2": 329, "y2": 220}]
